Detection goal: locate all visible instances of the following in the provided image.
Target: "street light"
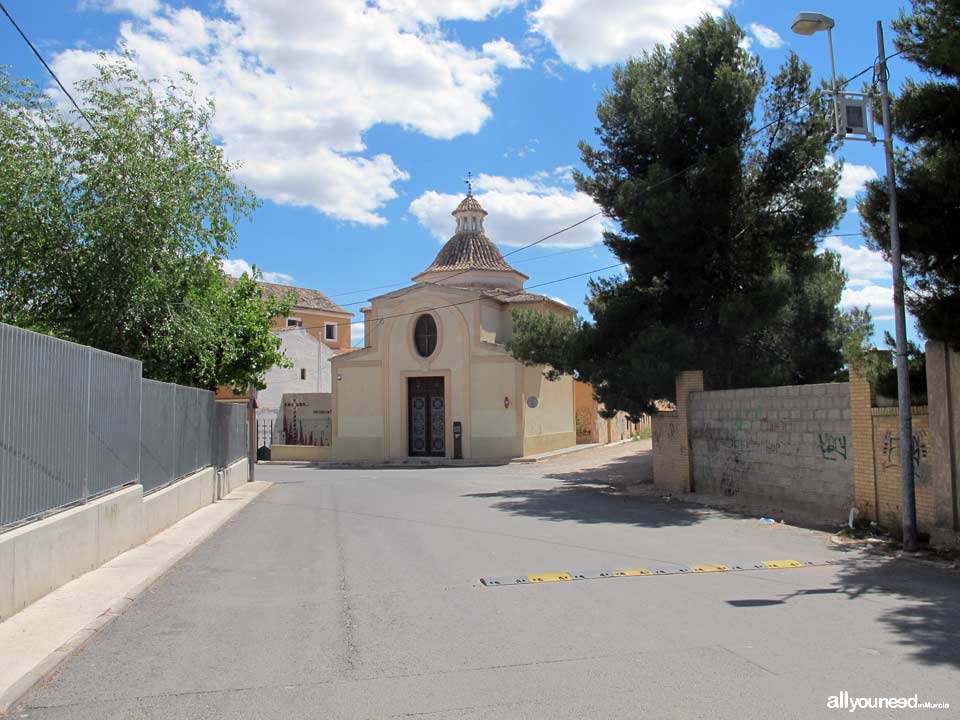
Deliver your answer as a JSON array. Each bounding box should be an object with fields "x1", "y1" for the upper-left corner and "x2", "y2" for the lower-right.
[
  {"x1": 792, "y1": 14, "x2": 917, "y2": 550},
  {"x1": 791, "y1": 13, "x2": 842, "y2": 139}
]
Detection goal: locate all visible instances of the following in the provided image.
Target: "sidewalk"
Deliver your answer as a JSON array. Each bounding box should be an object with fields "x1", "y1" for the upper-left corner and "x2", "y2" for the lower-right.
[{"x1": 0, "y1": 481, "x2": 271, "y2": 714}]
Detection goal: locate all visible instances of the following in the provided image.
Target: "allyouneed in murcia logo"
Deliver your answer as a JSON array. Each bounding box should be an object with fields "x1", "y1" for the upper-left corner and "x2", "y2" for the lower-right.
[{"x1": 827, "y1": 691, "x2": 950, "y2": 712}]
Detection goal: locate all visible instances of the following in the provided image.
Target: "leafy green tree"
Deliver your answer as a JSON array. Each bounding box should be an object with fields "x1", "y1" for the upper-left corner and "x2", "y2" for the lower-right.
[
  {"x1": 0, "y1": 55, "x2": 289, "y2": 389},
  {"x1": 859, "y1": 0, "x2": 960, "y2": 348},
  {"x1": 508, "y1": 16, "x2": 849, "y2": 415}
]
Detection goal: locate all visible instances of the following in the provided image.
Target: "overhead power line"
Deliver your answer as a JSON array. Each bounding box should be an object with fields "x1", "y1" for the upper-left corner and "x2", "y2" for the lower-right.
[
  {"x1": 0, "y1": 1, "x2": 100, "y2": 137},
  {"x1": 296, "y1": 262, "x2": 627, "y2": 335}
]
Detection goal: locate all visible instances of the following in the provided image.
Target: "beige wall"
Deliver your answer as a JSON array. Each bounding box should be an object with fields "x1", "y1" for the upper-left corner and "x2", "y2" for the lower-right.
[
  {"x1": 574, "y1": 380, "x2": 599, "y2": 444},
  {"x1": 332, "y1": 362, "x2": 384, "y2": 461},
  {"x1": 651, "y1": 371, "x2": 703, "y2": 495},
  {"x1": 470, "y1": 358, "x2": 523, "y2": 459},
  {"x1": 522, "y1": 365, "x2": 575, "y2": 455},
  {"x1": 867, "y1": 409, "x2": 933, "y2": 531}
]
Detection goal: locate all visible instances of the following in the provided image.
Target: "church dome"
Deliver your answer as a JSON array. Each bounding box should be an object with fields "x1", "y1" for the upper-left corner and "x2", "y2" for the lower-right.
[
  {"x1": 412, "y1": 191, "x2": 527, "y2": 290},
  {"x1": 453, "y1": 194, "x2": 487, "y2": 216}
]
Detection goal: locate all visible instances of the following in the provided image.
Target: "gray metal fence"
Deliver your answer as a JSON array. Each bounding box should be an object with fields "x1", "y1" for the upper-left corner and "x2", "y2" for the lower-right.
[
  {"x1": 0, "y1": 322, "x2": 249, "y2": 530},
  {"x1": 214, "y1": 403, "x2": 247, "y2": 469},
  {"x1": 139, "y1": 381, "x2": 219, "y2": 494}
]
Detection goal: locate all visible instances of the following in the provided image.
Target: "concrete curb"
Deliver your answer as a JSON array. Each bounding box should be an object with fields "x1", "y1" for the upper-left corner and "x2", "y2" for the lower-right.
[
  {"x1": 510, "y1": 438, "x2": 640, "y2": 464},
  {"x1": 0, "y1": 481, "x2": 272, "y2": 716},
  {"x1": 261, "y1": 439, "x2": 645, "y2": 470}
]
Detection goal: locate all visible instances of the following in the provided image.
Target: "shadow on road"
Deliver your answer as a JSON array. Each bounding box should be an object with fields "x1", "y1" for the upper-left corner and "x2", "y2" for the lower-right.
[
  {"x1": 833, "y1": 557, "x2": 960, "y2": 669},
  {"x1": 723, "y1": 553, "x2": 960, "y2": 669},
  {"x1": 464, "y1": 453, "x2": 712, "y2": 528}
]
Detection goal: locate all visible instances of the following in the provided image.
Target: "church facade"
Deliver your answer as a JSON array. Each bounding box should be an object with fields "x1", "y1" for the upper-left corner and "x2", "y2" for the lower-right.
[{"x1": 330, "y1": 192, "x2": 576, "y2": 461}]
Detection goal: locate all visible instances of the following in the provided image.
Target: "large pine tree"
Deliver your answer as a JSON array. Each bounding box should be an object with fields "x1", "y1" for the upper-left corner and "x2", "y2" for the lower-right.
[
  {"x1": 508, "y1": 16, "x2": 848, "y2": 416},
  {"x1": 859, "y1": 0, "x2": 960, "y2": 348}
]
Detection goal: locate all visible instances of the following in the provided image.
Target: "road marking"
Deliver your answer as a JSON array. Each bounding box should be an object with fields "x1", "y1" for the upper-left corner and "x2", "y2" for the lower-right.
[
  {"x1": 480, "y1": 559, "x2": 838, "y2": 587},
  {"x1": 613, "y1": 568, "x2": 653, "y2": 577},
  {"x1": 528, "y1": 572, "x2": 572, "y2": 583},
  {"x1": 761, "y1": 559, "x2": 805, "y2": 569}
]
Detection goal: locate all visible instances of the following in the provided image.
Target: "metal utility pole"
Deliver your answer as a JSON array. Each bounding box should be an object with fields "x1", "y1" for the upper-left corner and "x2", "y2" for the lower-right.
[
  {"x1": 248, "y1": 384, "x2": 257, "y2": 483},
  {"x1": 876, "y1": 20, "x2": 916, "y2": 550}
]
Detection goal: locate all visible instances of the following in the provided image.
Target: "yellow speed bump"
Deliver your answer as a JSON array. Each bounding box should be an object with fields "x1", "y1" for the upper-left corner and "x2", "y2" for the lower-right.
[
  {"x1": 528, "y1": 572, "x2": 572, "y2": 583},
  {"x1": 762, "y1": 560, "x2": 804, "y2": 569},
  {"x1": 613, "y1": 568, "x2": 653, "y2": 577},
  {"x1": 690, "y1": 564, "x2": 730, "y2": 573}
]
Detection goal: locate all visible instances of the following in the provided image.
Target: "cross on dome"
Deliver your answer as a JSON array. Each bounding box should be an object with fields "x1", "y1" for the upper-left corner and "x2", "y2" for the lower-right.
[{"x1": 411, "y1": 180, "x2": 528, "y2": 290}]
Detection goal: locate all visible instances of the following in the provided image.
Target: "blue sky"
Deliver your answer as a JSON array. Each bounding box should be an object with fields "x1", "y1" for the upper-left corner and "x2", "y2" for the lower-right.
[{"x1": 2, "y1": 0, "x2": 921, "y2": 348}]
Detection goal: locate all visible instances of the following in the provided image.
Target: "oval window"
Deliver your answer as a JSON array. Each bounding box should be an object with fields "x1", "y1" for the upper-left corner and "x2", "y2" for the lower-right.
[{"x1": 414, "y1": 314, "x2": 438, "y2": 357}]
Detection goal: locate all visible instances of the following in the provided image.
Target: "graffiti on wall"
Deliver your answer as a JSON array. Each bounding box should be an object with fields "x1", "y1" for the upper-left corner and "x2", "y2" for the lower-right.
[
  {"x1": 880, "y1": 428, "x2": 930, "y2": 483},
  {"x1": 817, "y1": 432, "x2": 848, "y2": 461}
]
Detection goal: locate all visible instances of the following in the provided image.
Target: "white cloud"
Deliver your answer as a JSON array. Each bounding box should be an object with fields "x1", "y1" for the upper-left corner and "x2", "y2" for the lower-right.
[
  {"x1": 482, "y1": 38, "x2": 529, "y2": 69},
  {"x1": 529, "y1": 0, "x2": 731, "y2": 70},
  {"x1": 58, "y1": 1, "x2": 527, "y2": 225},
  {"x1": 80, "y1": 0, "x2": 160, "y2": 18},
  {"x1": 220, "y1": 258, "x2": 296, "y2": 286},
  {"x1": 827, "y1": 156, "x2": 880, "y2": 199},
  {"x1": 376, "y1": 0, "x2": 521, "y2": 26},
  {"x1": 841, "y1": 284, "x2": 894, "y2": 318},
  {"x1": 820, "y1": 236, "x2": 890, "y2": 288},
  {"x1": 550, "y1": 296, "x2": 571, "y2": 306},
  {"x1": 839, "y1": 163, "x2": 880, "y2": 199},
  {"x1": 818, "y1": 236, "x2": 895, "y2": 319},
  {"x1": 409, "y1": 168, "x2": 607, "y2": 248},
  {"x1": 748, "y1": 23, "x2": 784, "y2": 49}
]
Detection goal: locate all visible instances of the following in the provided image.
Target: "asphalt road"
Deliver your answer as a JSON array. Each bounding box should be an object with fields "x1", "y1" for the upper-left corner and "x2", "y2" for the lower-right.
[{"x1": 13, "y1": 443, "x2": 960, "y2": 719}]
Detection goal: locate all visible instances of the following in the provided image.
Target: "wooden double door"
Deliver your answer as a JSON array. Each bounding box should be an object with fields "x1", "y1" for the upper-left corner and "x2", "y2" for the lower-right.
[{"x1": 408, "y1": 377, "x2": 445, "y2": 457}]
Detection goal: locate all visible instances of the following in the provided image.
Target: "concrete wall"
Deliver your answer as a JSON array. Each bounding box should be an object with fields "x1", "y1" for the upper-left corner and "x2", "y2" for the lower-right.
[
  {"x1": 221, "y1": 458, "x2": 249, "y2": 496},
  {"x1": 927, "y1": 340, "x2": 960, "y2": 545},
  {"x1": 142, "y1": 467, "x2": 216, "y2": 541},
  {"x1": 271, "y1": 445, "x2": 333, "y2": 462},
  {"x1": 652, "y1": 371, "x2": 703, "y2": 494},
  {"x1": 0, "y1": 458, "x2": 248, "y2": 623},
  {"x1": 654, "y1": 346, "x2": 960, "y2": 543},
  {"x1": 688, "y1": 383, "x2": 854, "y2": 522}
]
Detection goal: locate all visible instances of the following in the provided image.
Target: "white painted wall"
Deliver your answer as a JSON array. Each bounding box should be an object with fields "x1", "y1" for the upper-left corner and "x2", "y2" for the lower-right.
[{"x1": 257, "y1": 329, "x2": 334, "y2": 427}]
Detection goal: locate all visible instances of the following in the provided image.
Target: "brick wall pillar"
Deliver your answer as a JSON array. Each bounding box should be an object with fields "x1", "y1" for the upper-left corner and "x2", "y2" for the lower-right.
[
  {"x1": 675, "y1": 370, "x2": 704, "y2": 493},
  {"x1": 926, "y1": 340, "x2": 960, "y2": 542},
  {"x1": 850, "y1": 373, "x2": 877, "y2": 522}
]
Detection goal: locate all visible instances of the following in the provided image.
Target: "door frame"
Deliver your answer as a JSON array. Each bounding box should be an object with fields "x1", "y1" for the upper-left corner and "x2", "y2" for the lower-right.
[{"x1": 403, "y1": 373, "x2": 450, "y2": 458}]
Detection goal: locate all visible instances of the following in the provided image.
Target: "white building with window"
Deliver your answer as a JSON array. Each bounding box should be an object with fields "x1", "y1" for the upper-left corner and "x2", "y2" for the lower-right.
[
  {"x1": 257, "y1": 327, "x2": 335, "y2": 432},
  {"x1": 331, "y1": 192, "x2": 576, "y2": 461}
]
